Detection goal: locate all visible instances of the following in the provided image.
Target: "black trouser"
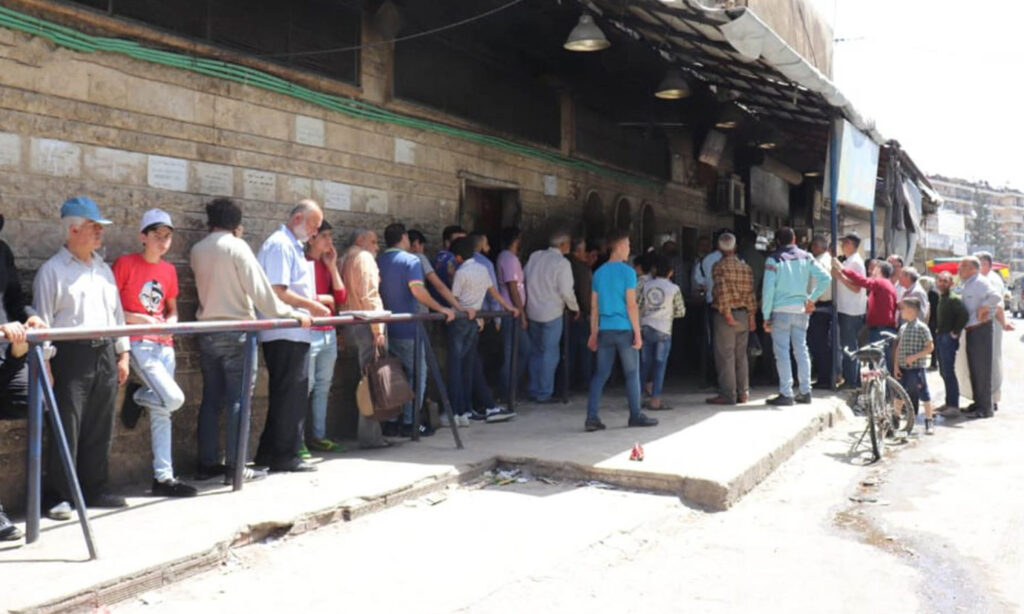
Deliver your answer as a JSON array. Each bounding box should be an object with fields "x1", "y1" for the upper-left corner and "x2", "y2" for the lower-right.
[
  {"x1": 966, "y1": 323, "x2": 994, "y2": 416},
  {"x1": 0, "y1": 344, "x2": 28, "y2": 418},
  {"x1": 257, "y1": 340, "x2": 310, "y2": 467},
  {"x1": 44, "y1": 341, "x2": 117, "y2": 505},
  {"x1": 808, "y1": 303, "x2": 834, "y2": 389}
]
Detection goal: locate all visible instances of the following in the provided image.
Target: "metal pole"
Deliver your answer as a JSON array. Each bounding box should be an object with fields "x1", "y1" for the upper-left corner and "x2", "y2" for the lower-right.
[
  {"x1": 33, "y1": 348, "x2": 98, "y2": 560},
  {"x1": 509, "y1": 317, "x2": 519, "y2": 413},
  {"x1": 870, "y1": 208, "x2": 877, "y2": 260},
  {"x1": 829, "y1": 119, "x2": 842, "y2": 388},
  {"x1": 561, "y1": 312, "x2": 570, "y2": 404},
  {"x1": 232, "y1": 332, "x2": 258, "y2": 491},
  {"x1": 420, "y1": 322, "x2": 463, "y2": 449},
  {"x1": 411, "y1": 324, "x2": 422, "y2": 442},
  {"x1": 24, "y1": 344, "x2": 43, "y2": 544}
]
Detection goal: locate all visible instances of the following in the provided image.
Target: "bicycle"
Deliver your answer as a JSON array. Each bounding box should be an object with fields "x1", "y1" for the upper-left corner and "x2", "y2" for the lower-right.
[{"x1": 844, "y1": 332, "x2": 915, "y2": 461}]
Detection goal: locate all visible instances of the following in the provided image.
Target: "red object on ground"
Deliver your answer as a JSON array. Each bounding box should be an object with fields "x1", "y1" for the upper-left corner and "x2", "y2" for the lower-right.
[{"x1": 629, "y1": 443, "x2": 644, "y2": 462}]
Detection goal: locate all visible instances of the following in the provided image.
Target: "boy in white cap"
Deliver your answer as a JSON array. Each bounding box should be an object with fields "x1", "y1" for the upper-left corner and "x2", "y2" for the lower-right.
[{"x1": 113, "y1": 209, "x2": 196, "y2": 497}]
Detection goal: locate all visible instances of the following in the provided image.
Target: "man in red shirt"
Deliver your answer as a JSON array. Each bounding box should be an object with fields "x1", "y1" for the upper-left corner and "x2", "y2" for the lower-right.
[
  {"x1": 831, "y1": 258, "x2": 899, "y2": 370},
  {"x1": 113, "y1": 209, "x2": 197, "y2": 497},
  {"x1": 303, "y1": 220, "x2": 346, "y2": 453}
]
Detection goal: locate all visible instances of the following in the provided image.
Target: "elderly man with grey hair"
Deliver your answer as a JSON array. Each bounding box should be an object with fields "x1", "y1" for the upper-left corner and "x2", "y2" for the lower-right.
[
  {"x1": 897, "y1": 266, "x2": 929, "y2": 323},
  {"x1": 705, "y1": 232, "x2": 757, "y2": 405},
  {"x1": 340, "y1": 227, "x2": 389, "y2": 447},
  {"x1": 972, "y1": 251, "x2": 1014, "y2": 411},
  {"x1": 33, "y1": 197, "x2": 132, "y2": 520},
  {"x1": 254, "y1": 200, "x2": 330, "y2": 473},
  {"x1": 523, "y1": 230, "x2": 580, "y2": 403},
  {"x1": 957, "y1": 256, "x2": 1005, "y2": 419}
]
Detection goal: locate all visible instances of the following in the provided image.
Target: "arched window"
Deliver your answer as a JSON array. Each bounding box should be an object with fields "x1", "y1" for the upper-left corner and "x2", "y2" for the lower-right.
[
  {"x1": 640, "y1": 203, "x2": 656, "y2": 252},
  {"x1": 581, "y1": 190, "x2": 606, "y2": 246},
  {"x1": 614, "y1": 197, "x2": 632, "y2": 231}
]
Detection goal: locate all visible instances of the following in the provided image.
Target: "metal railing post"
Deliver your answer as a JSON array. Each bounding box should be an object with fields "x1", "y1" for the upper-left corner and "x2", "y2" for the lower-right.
[
  {"x1": 24, "y1": 344, "x2": 42, "y2": 544},
  {"x1": 232, "y1": 332, "x2": 258, "y2": 491},
  {"x1": 411, "y1": 324, "x2": 422, "y2": 442},
  {"x1": 32, "y1": 346, "x2": 98, "y2": 559},
  {"x1": 419, "y1": 321, "x2": 463, "y2": 449},
  {"x1": 509, "y1": 316, "x2": 519, "y2": 413},
  {"x1": 561, "y1": 312, "x2": 570, "y2": 404}
]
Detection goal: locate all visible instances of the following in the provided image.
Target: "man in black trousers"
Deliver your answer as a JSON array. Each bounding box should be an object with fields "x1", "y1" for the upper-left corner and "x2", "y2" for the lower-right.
[
  {"x1": 33, "y1": 197, "x2": 131, "y2": 520},
  {"x1": 254, "y1": 200, "x2": 330, "y2": 472},
  {"x1": 808, "y1": 235, "x2": 834, "y2": 390},
  {"x1": 958, "y1": 256, "x2": 1003, "y2": 419}
]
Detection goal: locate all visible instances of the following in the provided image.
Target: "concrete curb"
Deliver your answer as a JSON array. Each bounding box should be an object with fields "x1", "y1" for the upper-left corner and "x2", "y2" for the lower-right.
[{"x1": 13, "y1": 401, "x2": 849, "y2": 613}]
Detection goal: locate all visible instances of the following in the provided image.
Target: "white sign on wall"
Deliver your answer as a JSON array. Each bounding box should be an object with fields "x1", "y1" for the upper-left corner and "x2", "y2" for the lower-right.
[
  {"x1": 147, "y1": 155, "x2": 188, "y2": 192},
  {"x1": 0, "y1": 132, "x2": 21, "y2": 168},
  {"x1": 31, "y1": 138, "x2": 81, "y2": 177},
  {"x1": 295, "y1": 115, "x2": 325, "y2": 147},
  {"x1": 543, "y1": 174, "x2": 558, "y2": 196},
  {"x1": 323, "y1": 180, "x2": 352, "y2": 211},
  {"x1": 194, "y1": 162, "x2": 235, "y2": 196},
  {"x1": 242, "y1": 170, "x2": 277, "y2": 201},
  {"x1": 394, "y1": 138, "x2": 417, "y2": 165}
]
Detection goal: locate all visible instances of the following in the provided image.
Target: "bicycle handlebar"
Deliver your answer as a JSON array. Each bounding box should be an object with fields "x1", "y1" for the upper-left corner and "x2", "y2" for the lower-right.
[{"x1": 841, "y1": 331, "x2": 898, "y2": 360}]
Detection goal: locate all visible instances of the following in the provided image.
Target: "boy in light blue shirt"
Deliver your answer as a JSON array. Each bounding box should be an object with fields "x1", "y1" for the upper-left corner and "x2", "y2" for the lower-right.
[{"x1": 585, "y1": 230, "x2": 659, "y2": 432}]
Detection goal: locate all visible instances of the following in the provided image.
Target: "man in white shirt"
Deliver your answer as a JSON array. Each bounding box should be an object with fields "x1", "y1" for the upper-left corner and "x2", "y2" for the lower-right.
[
  {"x1": 975, "y1": 251, "x2": 1013, "y2": 409},
  {"x1": 835, "y1": 233, "x2": 867, "y2": 388},
  {"x1": 693, "y1": 233, "x2": 725, "y2": 387},
  {"x1": 808, "y1": 235, "x2": 834, "y2": 389},
  {"x1": 523, "y1": 231, "x2": 579, "y2": 403},
  {"x1": 254, "y1": 200, "x2": 330, "y2": 474},
  {"x1": 34, "y1": 197, "x2": 131, "y2": 519},
  {"x1": 448, "y1": 238, "x2": 518, "y2": 424}
]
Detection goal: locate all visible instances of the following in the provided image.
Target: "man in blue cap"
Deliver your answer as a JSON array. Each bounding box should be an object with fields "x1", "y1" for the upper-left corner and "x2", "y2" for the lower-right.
[{"x1": 33, "y1": 196, "x2": 131, "y2": 520}]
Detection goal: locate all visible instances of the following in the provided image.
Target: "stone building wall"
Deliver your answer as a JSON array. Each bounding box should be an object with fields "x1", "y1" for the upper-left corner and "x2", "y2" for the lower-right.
[{"x1": 0, "y1": 14, "x2": 723, "y2": 509}]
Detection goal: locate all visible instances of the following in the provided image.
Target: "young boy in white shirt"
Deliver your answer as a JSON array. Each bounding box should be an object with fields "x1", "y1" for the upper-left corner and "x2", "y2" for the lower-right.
[
  {"x1": 639, "y1": 255, "x2": 686, "y2": 410},
  {"x1": 447, "y1": 237, "x2": 519, "y2": 425}
]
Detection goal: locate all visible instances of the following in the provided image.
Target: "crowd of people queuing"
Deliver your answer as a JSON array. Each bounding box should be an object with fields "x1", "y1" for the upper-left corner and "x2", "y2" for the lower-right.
[{"x1": 0, "y1": 195, "x2": 1014, "y2": 541}]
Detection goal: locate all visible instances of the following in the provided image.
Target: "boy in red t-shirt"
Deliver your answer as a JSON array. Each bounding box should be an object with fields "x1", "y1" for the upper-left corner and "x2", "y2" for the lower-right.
[{"x1": 113, "y1": 209, "x2": 196, "y2": 497}]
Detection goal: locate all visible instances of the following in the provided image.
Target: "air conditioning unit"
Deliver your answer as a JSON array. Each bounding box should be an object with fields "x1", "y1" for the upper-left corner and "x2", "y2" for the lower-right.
[{"x1": 716, "y1": 175, "x2": 745, "y2": 214}]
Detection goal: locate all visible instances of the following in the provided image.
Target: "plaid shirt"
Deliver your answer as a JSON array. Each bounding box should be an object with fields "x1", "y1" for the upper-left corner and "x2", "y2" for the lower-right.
[
  {"x1": 897, "y1": 318, "x2": 932, "y2": 369},
  {"x1": 712, "y1": 255, "x2": 757, "y2": 314}
]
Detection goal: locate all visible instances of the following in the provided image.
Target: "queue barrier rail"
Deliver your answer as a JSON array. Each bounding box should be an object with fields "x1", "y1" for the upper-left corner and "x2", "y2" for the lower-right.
[{"x1": 7, "y1": 309, "x2": 518, "y2": 559}]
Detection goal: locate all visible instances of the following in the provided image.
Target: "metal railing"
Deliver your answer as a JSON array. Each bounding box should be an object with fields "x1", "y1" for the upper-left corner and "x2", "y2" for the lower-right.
[{"x1": 7, "y1": 309, "x2": 518, "y2": 559}]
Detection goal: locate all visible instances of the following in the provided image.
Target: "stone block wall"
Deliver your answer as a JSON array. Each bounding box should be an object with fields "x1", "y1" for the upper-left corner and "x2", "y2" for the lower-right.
[{"x1": 0, "y1": 20, "x2": 720, "y2": 510}]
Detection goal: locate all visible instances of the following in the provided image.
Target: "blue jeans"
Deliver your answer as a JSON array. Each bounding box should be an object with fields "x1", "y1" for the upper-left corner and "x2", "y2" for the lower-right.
[
  {"x1": 197, "y1": 331, "x2": 257, "y2": 468},
  {"x1": 586, "y1": 330, "x2": 642, "y2": 421},
  {"x1": 868, "y1": 326, "x2": 898, "y2": 374},
  {"x1": 391, "y1": 334, "x2": 426, "y2": 425},
  {"x1": 528, "y1": 317, "x2": 563, "y2": 402},
  {"x1": 306, "y1": 328, "x2": 338, "y2": 440},
  {"x1": 498, "y1": 316, "x2": 531, "y2": 400},
  {"x1": 640, "y1": 326, "x2": 672, "y2": 398},
  {"x1": 568, "y1": 318, "x2": 594, "y2": 390},
  {"x1": 130, "y1": 340, "x2": 185, "y2": 482},
  {"x1": 838, "y1": 314, "x2": 864, "y2": 387},
  {"x1": 447, "y1": 319, "x2": 480, "y2": 416},
  {"x1": 770, "y1": 312, "x2": 811, "y2": 397},
  {"x1": 936, "y1": 332, "x2": 960, "y2": 408}
]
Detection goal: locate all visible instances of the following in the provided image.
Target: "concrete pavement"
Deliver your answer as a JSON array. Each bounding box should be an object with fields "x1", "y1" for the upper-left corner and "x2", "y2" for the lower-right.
[{"x1": 0, "y1": 386, "x2": 848, "y2": 613}]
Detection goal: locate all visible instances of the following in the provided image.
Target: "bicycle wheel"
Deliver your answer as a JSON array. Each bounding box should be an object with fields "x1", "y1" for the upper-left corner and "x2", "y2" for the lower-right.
[
  {"x1": 885, "y1": 376, "x2": 915, "y2": 436},
  {"x1": 866, "y1": 379, "x2": 886, "y2": 460}
]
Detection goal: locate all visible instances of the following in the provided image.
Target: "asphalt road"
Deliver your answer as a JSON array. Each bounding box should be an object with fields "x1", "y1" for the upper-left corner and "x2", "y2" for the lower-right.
[{"x1": 116, "y1": 321, "x2": 1024, "y2": 614}]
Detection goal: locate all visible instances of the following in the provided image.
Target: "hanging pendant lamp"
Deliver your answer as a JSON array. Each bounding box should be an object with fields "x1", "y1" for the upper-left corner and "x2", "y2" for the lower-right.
[
  {"x1": 564, "y1": 14, "x2": 610, "y2": 52},
  {"x1": 655, "y1": 70, "x2": 691, "y2": 99}
]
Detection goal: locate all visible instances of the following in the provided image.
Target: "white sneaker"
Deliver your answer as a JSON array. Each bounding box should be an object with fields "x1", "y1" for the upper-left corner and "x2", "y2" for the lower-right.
[
  {"x1": 456, "y1": 414, "x2": 471, "y2": 427},
  {"x1": 439, "y1": 413, "x2": 451, "y2": 428}
]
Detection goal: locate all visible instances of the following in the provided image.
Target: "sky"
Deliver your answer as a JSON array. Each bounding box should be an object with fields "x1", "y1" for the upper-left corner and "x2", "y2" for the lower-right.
[{"x1": 808, "y1": 0, "x2": 1024, "y2": 188}]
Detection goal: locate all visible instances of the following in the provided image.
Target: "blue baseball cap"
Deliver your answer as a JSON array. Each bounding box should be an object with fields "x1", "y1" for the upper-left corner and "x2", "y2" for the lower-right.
[{"x1": 60, "y1": 196, "x2": 112, "y2": 225}]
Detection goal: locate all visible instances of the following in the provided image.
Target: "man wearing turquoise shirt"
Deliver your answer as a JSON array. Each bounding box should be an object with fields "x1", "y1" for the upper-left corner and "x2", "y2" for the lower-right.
[{"x1": 762, "y1": 227, "x2": 832, "y2": 406}]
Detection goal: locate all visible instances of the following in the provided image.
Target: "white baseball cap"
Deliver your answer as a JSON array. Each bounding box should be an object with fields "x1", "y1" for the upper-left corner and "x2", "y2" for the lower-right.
[{"x1": 140, "y1": 208, "x2": 174, "y2": 232}]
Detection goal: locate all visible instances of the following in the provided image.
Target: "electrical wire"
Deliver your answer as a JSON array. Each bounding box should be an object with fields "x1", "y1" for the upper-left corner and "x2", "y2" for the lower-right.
[
  {"x1": 0, "y1": 4, "x2": 657, "y2": 187},
  {"x1": 260, "y1": 0, "x2": 526, "y2": 58}
]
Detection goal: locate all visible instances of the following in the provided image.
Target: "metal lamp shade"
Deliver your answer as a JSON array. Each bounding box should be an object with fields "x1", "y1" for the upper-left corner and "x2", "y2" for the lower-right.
[
  {"x1": 564, "y1": 14, "x2": 610, "y2": 51},
  {"x1": 654, "y1": 70, "x2": 691, "y2": 99}
]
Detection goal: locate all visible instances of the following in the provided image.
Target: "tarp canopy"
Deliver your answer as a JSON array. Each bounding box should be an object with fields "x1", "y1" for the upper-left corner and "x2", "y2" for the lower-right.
[{"x1": 927, "y1": 258, "x2": 1011, "y2": 280}]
